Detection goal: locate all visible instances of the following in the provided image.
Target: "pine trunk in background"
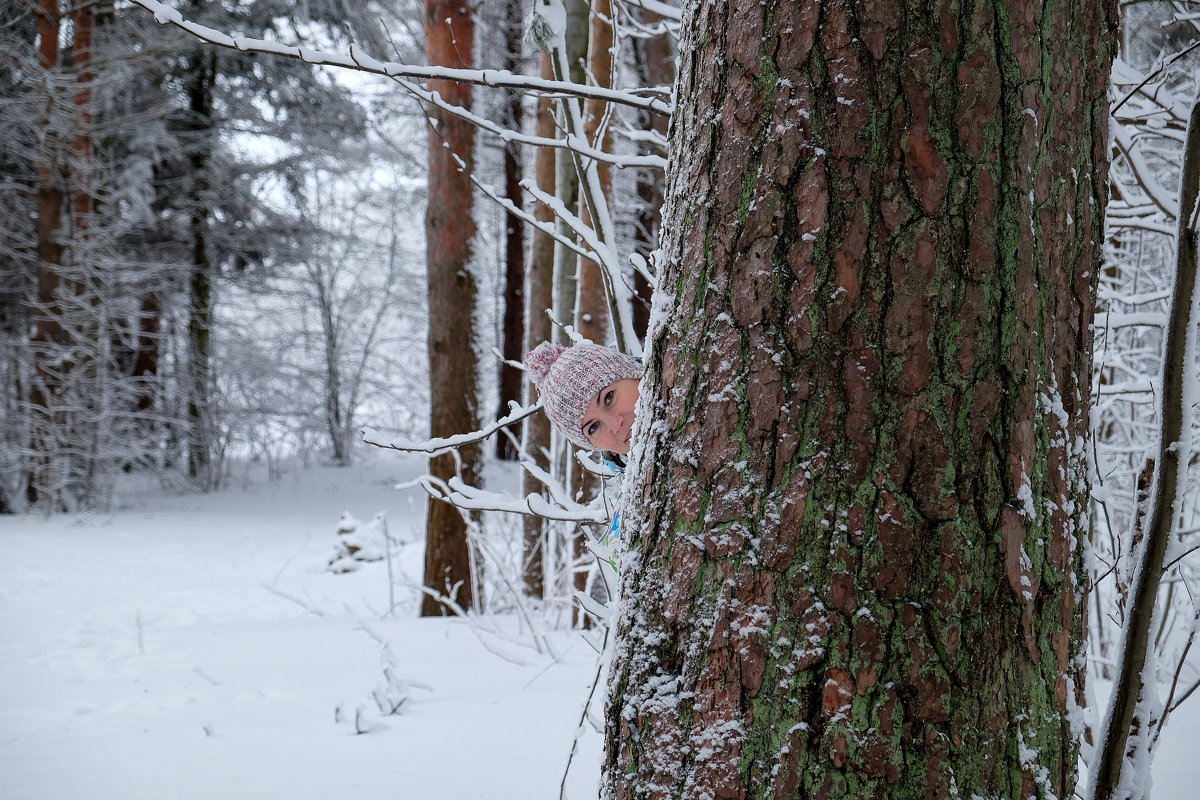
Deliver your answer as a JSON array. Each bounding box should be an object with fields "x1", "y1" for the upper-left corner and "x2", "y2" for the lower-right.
[
  {"x1": 495, "y1": 0, "x2": 525, "y2": 462},
  {"x1": 421, "y1": 0, "x2": 480, "y2": 617},
  {"x1": 576, "y1": 0, "x2": 613, "y2": 350},
  {"x1": 571, "y1": 0, "x2": 615, "y2": 615},
  {"x1": 71, "y1": 0, "x2": 98, "y2": 496},
  {"x1": 27, "y1": 0, "x2": 65, "y2": 508},
  {"x1": 551, "y1": 0, "x2": 589, "y2": 347},
  {"x1": 606, "y1": 2, "x2": 1115, "y2": 799},
  {"x1": 185, "y1": 43, "x2": 215, "y2": 489},
  {"x1": 629, "y1": 10, "x2": 673, "y2": 341},
  {"x1": 550, "y1": 0, "x2": 590, "y2": 592},
  {"x1": 521, "y1": 51, "x2": 558, "y2": 596}
]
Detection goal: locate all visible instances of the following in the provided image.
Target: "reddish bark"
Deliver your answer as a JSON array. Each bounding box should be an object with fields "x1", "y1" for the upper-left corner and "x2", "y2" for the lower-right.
[
  {"x1": 605, "y1": 1, "x2": 1116, "y2": 798},
  {"x1": 631, "y1": 12, "x2": 673, "y2": 339},
  {"x1": 421, "y1": 0, "x2": 480, "y2": 616}
]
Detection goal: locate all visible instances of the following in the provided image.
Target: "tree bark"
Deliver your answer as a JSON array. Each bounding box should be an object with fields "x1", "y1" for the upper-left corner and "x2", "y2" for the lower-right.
[
  {"x1": 577, "y1": 0, "x2": 614, "y2": 350},
  {"x1": 522, "y1": 50, "x2": 558, "y2": 597},
  {"x1": 27, "y1": 0, "x2": 65, "y2": 508},
  {"x1": 605, "y1": 2, "x2": 1116, "y2": 799},
  {"x1": 551, "y1": 0, "x2": 589, "y2": 350},
  {"x1": 185, "y1": 42, "x2": 215, "y2": 489},
  {"x1": 421, "y1": 0, "x2": 480, "y2": 616},
  {"x1": 629, "y1": 9, "x2": 673, "y2": 340},
  {"x1": 568, "y1": 0, "x2": 616, "y2": 617}
]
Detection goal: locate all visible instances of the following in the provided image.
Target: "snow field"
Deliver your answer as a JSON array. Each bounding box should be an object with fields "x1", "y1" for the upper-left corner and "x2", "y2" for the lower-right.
[{"x1": 0, "y1": 456, "x2": 603, "y2": 800}]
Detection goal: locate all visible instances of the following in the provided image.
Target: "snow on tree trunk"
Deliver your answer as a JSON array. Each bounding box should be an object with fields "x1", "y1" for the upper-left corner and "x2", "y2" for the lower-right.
[
  {"x1": 570, "y1": 0, "x2": 616, "y2": 615},
  {"x1": 495, "y1": 0, "x2": 526, "y2": 463},
  {"x1": 630, "y1": 10, "x2": 673, "y2": 340},
  {"x1": 421, "y1": 0, "x2": 480, "y2": 616},
  {"x1": 522, "y1": 51, "x2": 558, "y2": 597},
  {"x1": 605, "y1": 2, "x2": 1115, "y2": 799}
]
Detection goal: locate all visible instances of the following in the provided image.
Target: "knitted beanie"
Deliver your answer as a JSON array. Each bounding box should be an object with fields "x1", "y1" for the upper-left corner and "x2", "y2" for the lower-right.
[{"x1": 524, "y1": 341, "x2": 642, "y2": 450}]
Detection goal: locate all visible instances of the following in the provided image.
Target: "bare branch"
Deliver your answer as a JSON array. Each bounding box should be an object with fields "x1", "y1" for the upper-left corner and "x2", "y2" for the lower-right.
[
  {"x1": 362, "y1": 401, "x2": 541, "y2": 455},
  {"x1": 127, "y1": 0, "x2": 672, "y2": 116}
]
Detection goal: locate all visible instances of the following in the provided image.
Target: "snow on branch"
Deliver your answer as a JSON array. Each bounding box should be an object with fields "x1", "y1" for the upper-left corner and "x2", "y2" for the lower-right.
[
  {"x1": 423, "y1": 475, "x2": 609, "y2": 524},
  {"x1": 362, "y1": 402, "x2": 541, "y2": 455},
  {"x1": 127, "y1": 0, "x2": 672, "y2": 117},
  {"x1": 395, "y1": 74, "x2": 666, "y2": 170},
  {"x1": 468, "y1": 169, "x2": 601, "y2": 265},
  {"x1": 1114, "y1": 123, "x2": 1182, "y2": 219},
  {"x1": 616, "y1": 0, "x2": 683, "y2": 23}
]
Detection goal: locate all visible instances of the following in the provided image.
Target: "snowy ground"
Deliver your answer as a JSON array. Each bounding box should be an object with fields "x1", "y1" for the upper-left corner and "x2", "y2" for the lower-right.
[
  {"x1": 0, "y1": 455, "x2": 604, "y2": 800},
  {"x1": 1, "y1": 455, "x2": 1196, "y2": 799}
]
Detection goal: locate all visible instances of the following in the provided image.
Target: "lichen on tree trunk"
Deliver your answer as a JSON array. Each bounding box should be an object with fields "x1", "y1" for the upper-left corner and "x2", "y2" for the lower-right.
[{"x1": 604, "y1": 2, "x2": 1116, "y2": 799}]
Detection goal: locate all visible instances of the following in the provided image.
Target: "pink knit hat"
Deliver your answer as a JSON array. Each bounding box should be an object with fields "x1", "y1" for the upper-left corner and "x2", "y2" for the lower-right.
[{"x1": 524, "y1": 341, "x2": 642, "y2": 450}]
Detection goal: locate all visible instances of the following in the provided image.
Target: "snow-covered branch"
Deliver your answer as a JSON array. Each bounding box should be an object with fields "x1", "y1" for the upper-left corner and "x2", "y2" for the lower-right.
[
  {"x1": 615, "y1": 0, "x2": 683, "y2": 23},
  {"x1": 362, "y1": 402, "x2": 541, "y2": 456},
  {"x1": 394, "y1": 74, "x2": 665, "y2": 170},
  {"x1": 127, "y1": 0, "x2": 672, "y2": 117},
  {"x1": 468, "y1": 169, "x2": 601, "y2": 265}
]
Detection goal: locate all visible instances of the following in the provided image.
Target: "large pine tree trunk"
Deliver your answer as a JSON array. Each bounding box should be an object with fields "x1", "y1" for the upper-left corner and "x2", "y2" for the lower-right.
[
  {"x1": 421, "y1": 0, "x2": 480, "y2": 616},
  {"x1": 605, "y1": 2, "x2": 1115, "y2": 799}
]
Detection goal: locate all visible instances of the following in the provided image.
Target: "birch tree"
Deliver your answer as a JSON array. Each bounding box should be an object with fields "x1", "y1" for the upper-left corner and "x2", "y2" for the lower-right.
[{"x1": 606, "y1": 3, "x2": 1116, "y2": 799}]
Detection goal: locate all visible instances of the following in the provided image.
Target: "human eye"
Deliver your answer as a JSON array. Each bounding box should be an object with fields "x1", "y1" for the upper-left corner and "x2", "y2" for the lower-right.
[
  {"x1": 603, "y1": 389, "x2": 615, "y2": 406},
  {"x1": 586, "y1": 421, "x2": 600, "y2": 438}
]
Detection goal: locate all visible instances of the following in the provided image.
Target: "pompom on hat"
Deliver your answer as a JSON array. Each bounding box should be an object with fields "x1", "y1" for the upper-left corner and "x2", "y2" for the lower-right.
[{"x1": 524, "y1": 341, "x2": 642, "y2": 450}]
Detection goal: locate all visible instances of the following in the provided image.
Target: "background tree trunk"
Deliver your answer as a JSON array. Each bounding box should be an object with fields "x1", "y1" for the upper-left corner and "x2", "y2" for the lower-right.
[
  {"x1": 605, "y1": 2, "x2": 1116, "y2": 798},
  {"x1": 569, "y1": 0, "x2": 616, "y2": 617},
  {"x1": 421, "y1": 0, "x2": 480, "y2": 616},
  {"x1": 495, "y1": 0, "x2": 526, "y2": 462},
  {"x1": 522, "y1": 50, "x2": 558, "y2": 597},
  {"x1": 184, "y1": 27, "x2": 216, "y2": 489},
  {"x1": 551, "y1": 0, "x2": 589, "y2": 351},
  {"x1": 27, "y1": 0, "x2": 65, "y2": 508},
  {"x1": 629, "y1": 9, "x2": 673, "y2": 340}
]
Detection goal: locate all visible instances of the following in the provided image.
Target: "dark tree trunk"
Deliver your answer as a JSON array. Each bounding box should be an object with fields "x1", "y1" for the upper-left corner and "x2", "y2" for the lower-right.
[
  {"x1": 421, "y1": 0, "x2": 480, "y2": 616},
  {"x1": 131, "y1": 291, "x2": 160, "y2": 417},
  {"x1": 495, "y1": 0, "x2": 526, "y2": 462},
  {"x1": 605, "y1": 2, "x2": 1116, "y2": 799},
  {"x1": 185, "y1": 44, "x2": 216, "y2": 489},
  {"x1": 27, "y1": 0, "x2": 65, "y2": 508}
]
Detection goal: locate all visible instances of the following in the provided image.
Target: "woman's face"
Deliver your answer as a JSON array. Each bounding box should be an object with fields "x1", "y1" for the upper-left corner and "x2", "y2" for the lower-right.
[{"x1": 580, "y1": 378, "x2": 640, "y2": 454}]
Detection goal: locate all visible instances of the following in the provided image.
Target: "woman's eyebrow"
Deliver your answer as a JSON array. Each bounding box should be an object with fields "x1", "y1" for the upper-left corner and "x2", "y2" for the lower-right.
[{"x1": 581, "y1": 391, "x2": 604, "y2": 437}]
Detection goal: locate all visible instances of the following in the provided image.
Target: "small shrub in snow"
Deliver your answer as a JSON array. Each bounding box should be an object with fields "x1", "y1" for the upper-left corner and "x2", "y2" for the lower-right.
[{"x1": 327, "y1": 511, "x2": 388, "y2": 573}]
